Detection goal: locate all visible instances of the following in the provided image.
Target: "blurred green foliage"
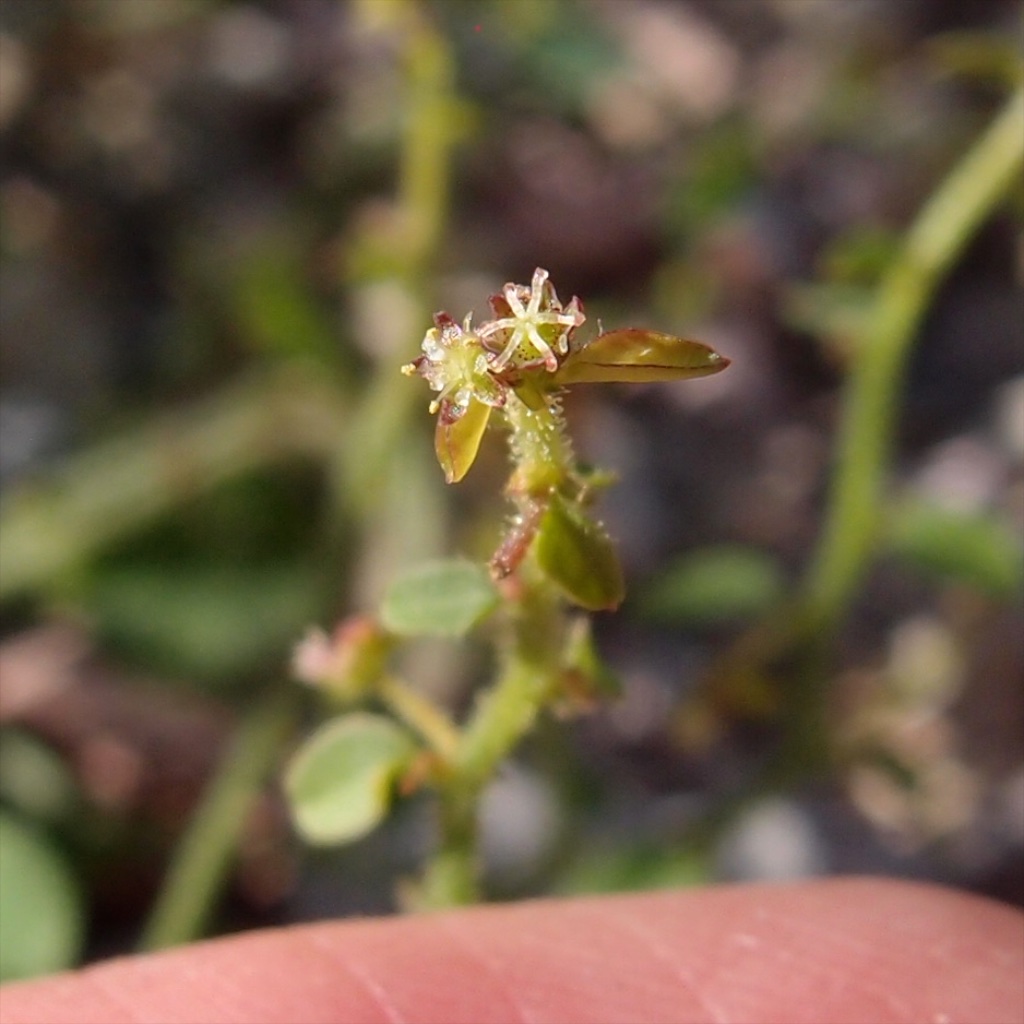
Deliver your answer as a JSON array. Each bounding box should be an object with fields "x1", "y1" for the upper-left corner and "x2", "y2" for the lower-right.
[
  {"x1": 0, "y1": 0, "x2": 1021, "y2": 969},
  {"x1": 641, "y1": 546, "x2": 785, "y2": 628},
  {"x1": 0, "y1": 811, "x2": 84, "y2": 982}
]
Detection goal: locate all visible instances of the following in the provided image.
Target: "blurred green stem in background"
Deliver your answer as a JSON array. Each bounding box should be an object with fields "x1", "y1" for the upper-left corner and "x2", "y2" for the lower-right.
[
  {"x1": 802, "y1": 84, "x2": 1024, "y2": 627},
  {"x1": 0, "y1": 366, "x2": 347, "y2": 599},
  {"x1": 139, "y1": 690, "x2": 299, "y2": 952},
  {"x1": 138, "y1": 0, "x2": 463, "y2": 944},
  {"x1": 699, "y1": 85, "x2": 1024, "y2": 763},
  {"x1": 338, "y1": 0, "x2": 462, "y2": 597},
  {"x1": 0, "y1": 0, "x2": 465, "y2": 949}
]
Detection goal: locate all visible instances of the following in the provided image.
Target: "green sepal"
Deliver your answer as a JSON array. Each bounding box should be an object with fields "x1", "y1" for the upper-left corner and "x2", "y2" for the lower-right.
[
  {"x1": 435, "y1": 398, "x2": 492, "y2": 484},
  {"x1": 556, "y1": 616, "x2": 621, "y2": 712},
  {"x1": 535, "y1": 495, "x2": 624, "y2": 611},
  {"x1": 509, "y1": 374, "x2": 550, "y2": 411},
  {"x1": 284, "y1": 712, "x2": 417, "y2": 846},
  {"x1": 556, "y1": 330, "x2": 729, "y2": 385},
  {"x1": 380, "y1": 558, "x2": 500, "y2": 637}
]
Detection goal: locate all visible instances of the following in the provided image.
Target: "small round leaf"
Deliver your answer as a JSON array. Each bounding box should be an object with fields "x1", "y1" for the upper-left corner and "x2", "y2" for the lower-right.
[
  {"x1": 284, "y1": 713, "x2": 416, "y2": 845},
  {"x1": 0, "y1": 811, "x2": 84, "y2": 981},
  {"x1": 380, "y1": 559, "x2": 499, "y2": 637}
]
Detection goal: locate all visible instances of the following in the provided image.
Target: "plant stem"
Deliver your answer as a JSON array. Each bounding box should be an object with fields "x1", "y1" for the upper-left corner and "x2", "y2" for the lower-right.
[
  {"x1": 417, "y1": 564, "x2": 565, "y2": 908},
  {"x1": 0, "y1": 366, "x2": 346, "y2": 601},
  {"x1": 503, "y1": 392, "x2": 576, "y2": 496},
  {"x1": 139, "y1": 689, "x2": 298, "y2": 951},
  {"x1": 341, "y1": 0, "x2": 460, "y2": 598},
  {"x1": 417, "y1": 788, "x2": 480, "y2": 907},
  {"x1": 459, "y1": 589, "x2": 562, "y2": 789},
  {"x1": 802, "y1": 86, "x2": 1024, "y2": 628},
  {"x1": 693, "y1": 86, "x2": 1023, "y2": 759},
  {"x1": 378, "y1": 673, "x2": 460, "y2": 760}
]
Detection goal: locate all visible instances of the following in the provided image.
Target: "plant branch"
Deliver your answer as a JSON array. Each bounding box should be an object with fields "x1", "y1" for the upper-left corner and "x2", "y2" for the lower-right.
[
  {"x1": 378, "y1": 673, "x2": 460, "y2": 760},
  {"x1": 0, "y1": 366, "x2": 347, "y2": 601},
  {"x1": 801, "y1": 86, "x2": 1024, "y2": 627},
  {"x1": 139, "y1": 689, "x2": 299, "y2": 951}
]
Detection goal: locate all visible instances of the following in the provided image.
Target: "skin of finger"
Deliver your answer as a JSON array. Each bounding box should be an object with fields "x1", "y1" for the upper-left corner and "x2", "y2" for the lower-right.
[{"x1": 0, "y1": 878, "x2": 1021, "y2": 1024}]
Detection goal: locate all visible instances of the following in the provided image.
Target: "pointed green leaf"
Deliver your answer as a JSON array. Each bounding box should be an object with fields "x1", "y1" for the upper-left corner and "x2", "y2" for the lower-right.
[
  {"x1": 535, "y1": 496, "x2": 624, "y2": 611},
  {"x1": 435, "y1": 398, "x2": 492, "y2": 483},
  {"x1": 284, "y1": 713, "x2": 416, "y2": 846},
  {"x1": 380, "y1": 558, "x2": 499, "y2": 636},
  {"x1": 640, "y1": 545, "x2": 785, "y2": 626},
  {"x1": 886, "y1": 499, "x2": 1023, "y2": 597},
  {"x1": 556, "y1": 330, "x2": 730, "y2": 385}
]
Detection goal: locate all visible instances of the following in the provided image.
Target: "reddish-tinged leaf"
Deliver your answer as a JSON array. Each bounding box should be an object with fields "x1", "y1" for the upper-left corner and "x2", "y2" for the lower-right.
[
  {"x1": 435, "y1": 398, "x2": 492, "y2": 483},
  {"x1": 556, "y1": 330, "x2": 730, "y2": 385}
]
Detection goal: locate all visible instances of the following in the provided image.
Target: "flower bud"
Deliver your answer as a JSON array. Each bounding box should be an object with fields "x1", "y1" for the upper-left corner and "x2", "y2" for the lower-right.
[{"x1": 292, "y1": 616, "x2": 393, "y2": 700}]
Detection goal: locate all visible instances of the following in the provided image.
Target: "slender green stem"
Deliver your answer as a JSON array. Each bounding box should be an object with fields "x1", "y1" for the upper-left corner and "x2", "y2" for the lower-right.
[
  {"x1": 396, "y1": 2, "x2": 455, "y2": 280},
  {"x1": 0, "y1": 366, "x2": 346, "y2": 601},
  {"x1": 378, "y1": 673, "x2": 460, "y2": 760},
  {"x1": 417, "y1": 787, "x2": 480, "y2": 907},
  {"x1": 696, "y1": 87, "x2": 1024, "y2": 759},
  {"x1": 341, "y1": 0, "x2": 460, "y2": 593},
  {"x1": 802, "y1": 86, "x2": 1024, "y2": 628},
  {"x1": 454, "y1": 654, "x2": 554, "y2": 790},
  {"x1": 139, "y1": 689, "x2": 298, "y2": 951}
]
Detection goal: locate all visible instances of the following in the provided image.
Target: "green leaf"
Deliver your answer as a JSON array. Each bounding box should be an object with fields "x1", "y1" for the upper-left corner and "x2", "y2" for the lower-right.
[
  {"x1": 886, "y1": 500, "x2": 1023, "y2": 597},
  {"x1": 380, "y1": 559, "x2": 499, "y2": 637},
  {"x1": 556, "y1": 330, "x2": 729, "y2": 385},
  {"x1": 535, "y1": 496, "x2": 624, "y2": 611},
  {"x1": 284, "y1": 713, "x2": 416, "y2": 846},
  {"x1": 556, "y1": 841, "x2": 711, "y2": 896},
  {"x1": 0, "y1": 811, "x2": 84, "y2": 982},
  {"x1": 0, "y1": 730, "x2": 78, "y2": 824},
  {"x1": 230, "y1": 234, "x2": 339, "y2": 365},
  {"x1": 435, "y1": 399, "x2": 492, "y2": 484},
  {"x1": 641, "y1": 546, "x2": 785, "y2": 626},
  {"x1": 89, "y1": 562, "x2": 322, "y2": 683}
]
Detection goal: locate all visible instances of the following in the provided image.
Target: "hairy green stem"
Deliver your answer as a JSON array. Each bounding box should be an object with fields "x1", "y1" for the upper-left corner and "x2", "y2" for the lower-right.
[
  {"x1": 418, "y1": 568, "x2": 564, "y2": 908},
  {"x1": 504, "y1": 393, "x2": 576, "y2": 496},
  {"x1": 417, "y1": 391, "x2": 574, "y2": 907},
  {"x1": 457, "y1": 576, "x2": 563, "y2": 789}
]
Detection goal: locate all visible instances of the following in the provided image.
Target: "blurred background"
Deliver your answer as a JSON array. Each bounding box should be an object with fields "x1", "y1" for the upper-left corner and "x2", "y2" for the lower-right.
[{"x1": 0, "y1": 0, "x2": 1021, "y2": 981}]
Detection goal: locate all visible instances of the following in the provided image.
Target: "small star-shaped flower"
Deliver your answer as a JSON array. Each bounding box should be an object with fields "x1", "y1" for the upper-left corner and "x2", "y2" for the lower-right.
[
  {"x1": 478, "y1": 268, "x2": 585, "y2": 373},
  {"x1": 402, "y1": 311, "x2": 508, "y2": 418}
]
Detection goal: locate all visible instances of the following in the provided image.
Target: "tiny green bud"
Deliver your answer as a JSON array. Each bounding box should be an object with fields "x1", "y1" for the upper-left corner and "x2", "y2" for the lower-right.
[{"x1": 292, "y1": 616, "x2": 392, "y2": 699}]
